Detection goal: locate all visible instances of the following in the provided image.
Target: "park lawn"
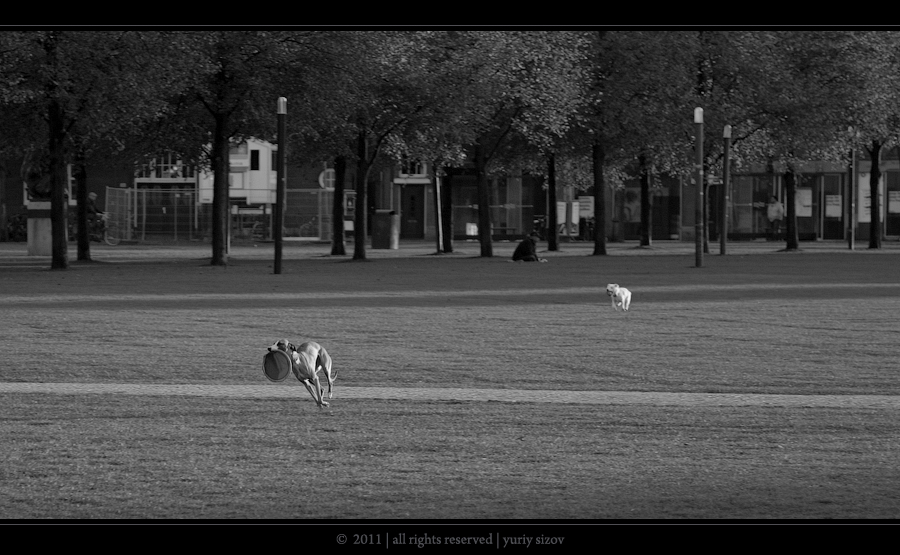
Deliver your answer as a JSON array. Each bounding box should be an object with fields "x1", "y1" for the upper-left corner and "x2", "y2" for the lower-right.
[
  {"x1": 1, "y1": 393, "x2": 898, "y2": 520},
  {"x1": 1, "y1": 293, "x2": 897, "y2": 395},
  {"x1": 2, "y1": 250, "x2": 900, "y2": 520}
]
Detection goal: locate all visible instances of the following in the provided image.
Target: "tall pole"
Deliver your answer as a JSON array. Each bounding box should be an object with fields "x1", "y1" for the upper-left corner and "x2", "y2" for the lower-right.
[
  {"x1": 433, "y1": 166, "x2": 444, "y2": 254},
  {"x1": 848, "y1": 148, "x2": 855, "y2": 250},
  {"x1": 720, "y1": 124, "x2": 731, "y2": 255},
  {"x1": 274, "y1": 97, "x2": 287, "y2": 274},
  {"x1": 694, "y1": 108, "x2": 704, "y2": 268}
]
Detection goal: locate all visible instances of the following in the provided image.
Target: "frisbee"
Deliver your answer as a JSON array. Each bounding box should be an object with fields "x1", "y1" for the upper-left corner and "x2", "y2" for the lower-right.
[{"x1": 263, "y1": 350, "x2": 292, "y2": 382}]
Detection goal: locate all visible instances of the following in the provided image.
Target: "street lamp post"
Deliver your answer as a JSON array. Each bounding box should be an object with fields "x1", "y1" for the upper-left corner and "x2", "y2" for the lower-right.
[
  {"x1": 721, "y1": 124, "x2": 731, "y2": 256},
  {"x1": 847, "y1": 127, "x2": 858, "y2": 251},
  {"x1": 433, "y1": 168, "x2": 444, "y2": 254},
  {"x1": 274, "y1": 97, "x2": 287, "y2": 274},
  {"x1": 848, "y1": 148, "x2": 856, "y2": 251},
  {"x1": 694, "y1": 108, "x2": 704, "y2": 268}
]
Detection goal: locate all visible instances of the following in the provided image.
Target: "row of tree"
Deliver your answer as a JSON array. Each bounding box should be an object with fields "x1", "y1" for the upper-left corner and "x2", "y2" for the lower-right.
[{"x1": 2, "y1": 30, "x2": 899, "y2": 270}]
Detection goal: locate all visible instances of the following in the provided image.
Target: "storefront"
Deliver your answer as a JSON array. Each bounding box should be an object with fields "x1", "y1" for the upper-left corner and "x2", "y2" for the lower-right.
[{"x1": 444, "y1": 170, "x2": 536, "y2": 241}]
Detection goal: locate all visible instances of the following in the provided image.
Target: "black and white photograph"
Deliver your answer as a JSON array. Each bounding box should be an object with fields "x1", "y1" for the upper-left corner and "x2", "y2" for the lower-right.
[{"x1": 1, "y1": 27, "x2": 899, "y2": 526}]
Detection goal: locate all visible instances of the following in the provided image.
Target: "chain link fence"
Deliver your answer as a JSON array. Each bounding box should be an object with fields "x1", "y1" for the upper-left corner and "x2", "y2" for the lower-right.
[
  {"x1": 103, "y1": 186, "x2": 335, "y2": 243},
  {"x1": 106, "y1": 186, "x2": 197, "y2": 243}
]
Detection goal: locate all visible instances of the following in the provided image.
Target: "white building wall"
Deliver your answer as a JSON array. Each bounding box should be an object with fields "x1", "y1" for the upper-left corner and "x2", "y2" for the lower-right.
[{"x1": 198, "y1": 139, "x2": 277, "y2": 206}]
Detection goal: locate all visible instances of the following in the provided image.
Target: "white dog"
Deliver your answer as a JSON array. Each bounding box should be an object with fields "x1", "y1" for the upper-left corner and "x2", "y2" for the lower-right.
[
  {"x1": 606, "y1": 284, "x2": 632, "y2": 312},
  {"x1": 268, "y1": 339, "x2": 336, "y2": 408}
]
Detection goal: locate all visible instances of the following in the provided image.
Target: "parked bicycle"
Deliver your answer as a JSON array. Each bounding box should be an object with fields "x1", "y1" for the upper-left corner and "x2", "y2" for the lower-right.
[
  {"x1": 250, "y1": 221, "x2": 269, "y2": 241},
  {"x1": 532, "y1": 214, "x2": 547, "y2": 240},
  {"x1": 299, "y1": 216, "x2": 318, "y2": 237},
  {"x1": 68, "y1": 213, "x2": 120, "y2": 246}
]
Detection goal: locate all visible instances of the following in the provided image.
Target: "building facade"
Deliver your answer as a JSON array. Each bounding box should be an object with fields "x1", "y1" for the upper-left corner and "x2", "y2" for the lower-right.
[{"x1": 4, "y1": 144, "x2": 899, "y2": 246}]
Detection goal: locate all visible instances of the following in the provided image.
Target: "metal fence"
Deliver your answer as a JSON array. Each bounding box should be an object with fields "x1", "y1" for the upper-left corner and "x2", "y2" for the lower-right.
[
  {"x1": 105, "y1": 187, "x2": 136, "y2": 242},
  {"x1": 451, "y1": 204, "x2": 533, "y2": 239},
  {"x1": 107, "y1": 186, "x2": 198, "y2": 242},
  {"x1": 104, "y1": 186, "x2": 335, "y2": 243},
  {"x1": 285, "y1": 189, "x2": 332, "y2": 240}
]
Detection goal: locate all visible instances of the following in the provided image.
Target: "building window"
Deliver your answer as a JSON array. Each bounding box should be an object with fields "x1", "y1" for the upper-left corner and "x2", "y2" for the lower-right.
[
  {"x1": 251, "y1": 150, "x2": 260, "y2": 171},
  {"x1": 134, "y1": 152, "x2": 194, "y2": 180},
  {"x1": 400, "y1": 159, "x2": 427, "y2": 177}
]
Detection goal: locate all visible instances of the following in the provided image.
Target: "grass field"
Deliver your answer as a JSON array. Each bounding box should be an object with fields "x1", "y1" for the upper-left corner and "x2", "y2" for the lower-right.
[{"x1": 1, "y1": 243, "x2": 899, "y2": 520}]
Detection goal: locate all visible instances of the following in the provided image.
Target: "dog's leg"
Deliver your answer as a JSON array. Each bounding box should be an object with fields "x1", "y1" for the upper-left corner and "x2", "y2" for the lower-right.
[
  {"x1": 319, "y1": 349, "x2": 335, "y2": 399},
  {"x1": 311, "y1": 374, "x2": 328, "y2": 407},
  {"x1": 301, "y1": 379, "x2": 328, "y2": 407},
  {"x1": 321, "y1": 367, "x2": 333, "y2": 399},
  {"x1": 300, "y1": 379, "x2": 318, "y2": 403}
]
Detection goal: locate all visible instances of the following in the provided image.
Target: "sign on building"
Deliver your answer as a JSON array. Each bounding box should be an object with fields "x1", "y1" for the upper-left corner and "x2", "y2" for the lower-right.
[{"x1": 857, "y1": 173, "x2": 884, "y2": 223}]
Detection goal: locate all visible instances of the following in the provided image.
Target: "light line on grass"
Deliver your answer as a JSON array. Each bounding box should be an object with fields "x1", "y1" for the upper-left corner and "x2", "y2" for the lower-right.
[
  {"x1": 1, "y1": 382, "x2": 899, "y2": 409},
  {"x1": 2, "y1": 282, "x2": 899, "y2": 305}
]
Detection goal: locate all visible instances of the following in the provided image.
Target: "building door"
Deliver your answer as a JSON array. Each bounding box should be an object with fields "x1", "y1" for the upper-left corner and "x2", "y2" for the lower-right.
[
  {"x1": 822, "y1": 174, "x2": 844, "y2": 239},
  {"x1": 706, "y1": 183, "x2": 720, "y2": 242},
  {"x1": 400, "y1": 185, "x2": 425, "y2": 239},
  {"x1": 796, "y1": 174, "x2": 820, "y2": 240},
  {"x1": 886, "y1": 171, "x2": 900, "y2": 238}
]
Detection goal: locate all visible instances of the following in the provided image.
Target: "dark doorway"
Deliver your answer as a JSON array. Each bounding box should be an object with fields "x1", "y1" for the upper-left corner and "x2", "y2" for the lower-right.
[
  {"x1": 822, "y1": 174, "x2": 844, "y2": 239},
  {"x1": 401, "y1": 185, "x2": 425, "y2": 239}
]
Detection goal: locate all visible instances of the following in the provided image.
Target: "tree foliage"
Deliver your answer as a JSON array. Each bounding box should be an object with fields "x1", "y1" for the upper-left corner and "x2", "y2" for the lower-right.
[
  {"x1": 414, "y1": 31, "x2": 589, "y2": 257},
  {"x1": 4, "y1": 30, "x2": 899, "y2": 263},
  {"x1": 840, "y1": 31, "x2": 900, "y2": 249},
  {"x1": 0, "y1": 31, "x2": 195, "y2": 268},
  {"x1": 149, "y1": 31, "x2": 321, "y2": 265},
  {"x1": 728, "y1": 31, "x2": 875, "y2": 250}
]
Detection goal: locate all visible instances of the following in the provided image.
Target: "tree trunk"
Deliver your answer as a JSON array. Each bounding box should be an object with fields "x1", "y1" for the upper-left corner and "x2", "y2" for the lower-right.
[
  {"x1": 40, "y1": 32, "x2": 68, "y2": 270},
  {"x1": 474, "y1": 140, "x2": 493, "y2": 257},
  {"x1": 591, "y1": 32, "x2": 608, "y2": 254},
  {"x1": 547, "y1": 152, "x2": 558, "y2": 252},
  {"x1": 353, "y1": 129, "x2": 370, "y2": 261},
  {"x1": 74, "y1": 147, "x2": 90, "y2": 261},
  {"x1": 331, "y1": 156, "x2": 346, "y2": 256},
  {"x1": 210, "y1": 113, "x2": 229, "y2": 266},
  {"x1": 48, "y1": 97, "x2": 68, "y2": 270},
  {"x1": 868, "y1": 141, "x2": 882, "y2": 250},
  {"x1": 592, "y1": 140, "x2": 607, "y2": 255},
  {"x1": 639, "y1": 153, "x2": 651, "y2": 247},
  {"x1": 0, "y1": 162, "x2": 6, "y2": 242},
  {"x1": 43, "y1": 31, "x2": 68, "y2": 270},
  {"x1": 441, "y1": 171, "x2": 453, "y2": 253},
  {"x1": 611, "y1": 187, "x2": 625, "y2": 242},
  {"x1": 784, "y1": 168, "x2": 799, "y2": 251}
]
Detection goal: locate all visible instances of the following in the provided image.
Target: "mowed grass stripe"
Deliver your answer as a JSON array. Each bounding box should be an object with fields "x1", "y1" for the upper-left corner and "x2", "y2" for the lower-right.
[
  {"x1": 3, "y1": 281, "x2": 900, "y2": 304},
  {"x1": 2, "y1": 382, "x2": 899, "y2": 409},
  {"x1": 3, "y1": 297, "x2": 899, "y2": 395}
]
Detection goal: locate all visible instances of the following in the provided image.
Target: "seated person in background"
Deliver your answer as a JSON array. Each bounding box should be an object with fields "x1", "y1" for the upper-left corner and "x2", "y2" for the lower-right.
[
  {"x1": 87, "y1": 192, "x2": 104, "y2": 219},
  {"x1": 512, "y1": 232, "x2": 547, "y2": 262}
]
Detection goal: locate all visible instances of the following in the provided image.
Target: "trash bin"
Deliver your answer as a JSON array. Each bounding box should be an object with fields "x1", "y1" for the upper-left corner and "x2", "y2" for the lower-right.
[{"x1": 372, "y1": 209, "x2": 399, "y2": 249}]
